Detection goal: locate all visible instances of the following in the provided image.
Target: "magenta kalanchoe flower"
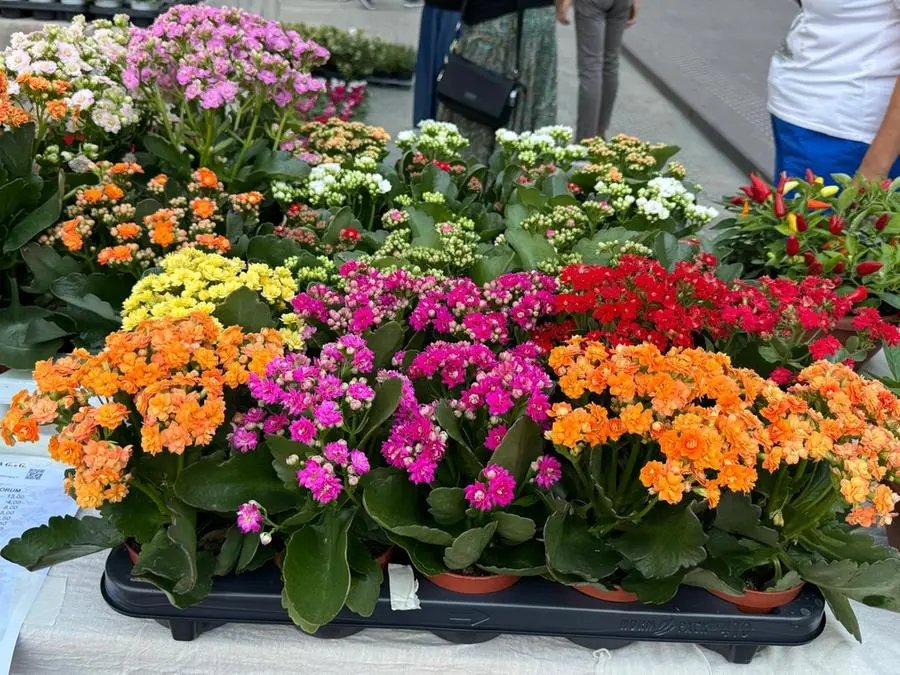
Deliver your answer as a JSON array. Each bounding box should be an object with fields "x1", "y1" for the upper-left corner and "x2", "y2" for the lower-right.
[
  {"x1": 464, "y1": 466, "x2": 517, "y2": 511},
  {"x1": 464, "y1": 481, "x2": 492, "y2": 511},
  {"x1": 236, "y1": 502, "x2": 264, "y2": 533},
  {"x1": 531, "y1": 456, "x2": 562, "y2": 489},
  {"x1": 297, "y1": 458, "x2": 343, "y2": 504},
  {"x1": 323, "y1": 440, "x2": 350, "y2": 465},
  {"x1": 229, "y1": 426, "x2": 259, "y2": 453}
]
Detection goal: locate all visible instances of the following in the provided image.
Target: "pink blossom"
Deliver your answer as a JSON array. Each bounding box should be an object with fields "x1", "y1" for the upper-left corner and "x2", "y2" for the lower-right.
[
  {"x1": 324, "y1": 440, "x2": 350, "y2": 465},
  {"x1": 532, "y1": 456, "x2": 562, "y2": 489},
  {"x1": 349, "y1": 450, "x2": 370, "y2": 475},
  {"x1": 289, "y1": 418, "x2": 317, "y2": 444},
  {"x1": 297, "y1": 458, "x2": 343, "y2": 504},
  {"x1": 464, "y1": 481, "x2": 491, "y2": 511},
  {"x1": 236, "y1": 502, "x2": 263, "y2": 533}
]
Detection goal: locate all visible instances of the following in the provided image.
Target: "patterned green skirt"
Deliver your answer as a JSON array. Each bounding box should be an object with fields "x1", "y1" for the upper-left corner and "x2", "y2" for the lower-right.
[{"x1": 438, "y1": 8, "x2": 558, "y2": 163}]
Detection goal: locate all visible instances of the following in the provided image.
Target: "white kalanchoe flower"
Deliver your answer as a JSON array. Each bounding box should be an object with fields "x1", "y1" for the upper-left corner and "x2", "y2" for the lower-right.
[{"x1": 259, "y1": 532, "x2": 273, "y2": 546}]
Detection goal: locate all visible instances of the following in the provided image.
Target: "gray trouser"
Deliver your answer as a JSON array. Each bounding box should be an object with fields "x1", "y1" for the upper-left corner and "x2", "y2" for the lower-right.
[{"x1": 575, "y1": 0, "x2": 631, "y2": 141}]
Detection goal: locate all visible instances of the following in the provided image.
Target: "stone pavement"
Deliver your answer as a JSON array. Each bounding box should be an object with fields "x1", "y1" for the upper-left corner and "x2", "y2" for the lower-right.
[{"x1": 622, "y1": 0, "x2": 798, "y2": 180}]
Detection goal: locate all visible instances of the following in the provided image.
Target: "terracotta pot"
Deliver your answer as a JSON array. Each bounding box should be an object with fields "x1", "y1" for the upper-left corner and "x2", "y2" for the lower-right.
[
  {"x1": 125, "y1": 543, "x2": 139, "y2": 566},
  {"x1": 575, "y1": 584, "x2": 639, "y2": 603},
  {"x1": 708, "y1": 583, "x2": 805, "y2": 614},
  {"x1": 374, "y1": 546, "x2": 394, "y2": 569},
  {"x1": 426, "y1": 571, "x2": 519, "y2": 594}
]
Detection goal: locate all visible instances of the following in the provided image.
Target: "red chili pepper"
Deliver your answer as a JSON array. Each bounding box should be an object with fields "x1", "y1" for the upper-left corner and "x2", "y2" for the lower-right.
[
  {"x1": 856, "y1": 261, "x2": 884, "y2": 276},
  {"x1": 777, "y1": 172, "x2": 787, "y2": 194},
  {"x1": 729, "y1": 195, "x2": 745, "y2": 206},
  {"x1": 808, "y1": 260, "x2": 824, "y2": 275},
  {"x1": 829, "y1": 215, "x2": 845, "y2": 235},
  {"x1": 845, "y1": 286, "x2": 868, "y2": 303},
  {"x1": 740, "y1": 173, "x2": 772, "y2": 203},
  {"x1": 803, "y1": 251, "x2": 816, "y2": 264},
  {"x1": 876, "y1": 213, "x2": 890, "y2": 231},
  {"x1": 774, "y1": 193, "x2": 787, "y2": 218},
  {"x1": 833, "y1": 261, "x2": 846, "y2": 274},
  {"x1": 805, "y1": 168, "x2": 816, "y2": 183},
  {"x1": 796, "y1": 214, "x2": 808, "y2": 232},
  {"x1": 786, "y1": 236, "x2": 800, "y2": 256}
]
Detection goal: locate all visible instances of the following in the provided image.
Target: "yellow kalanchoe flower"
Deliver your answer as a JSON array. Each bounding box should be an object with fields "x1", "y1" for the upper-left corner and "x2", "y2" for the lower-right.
[{"x1": 121, "y1": 249, "x2": 301, "y2": 348}]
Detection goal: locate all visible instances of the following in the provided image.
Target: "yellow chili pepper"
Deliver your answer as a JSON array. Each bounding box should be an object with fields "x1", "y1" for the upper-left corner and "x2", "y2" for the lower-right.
[
  {"x1": 820, "y1": 185, "x2": 839, "y2": 197},
  {"x1": 783, "y1": 180, "x2": 799, "y2": 193},
  {"x1": 741, "y1": 201, "x2": 750, "y2": 217},
  {"x1": 787, "y1": 212, "x2": 798, "y2": 232}
]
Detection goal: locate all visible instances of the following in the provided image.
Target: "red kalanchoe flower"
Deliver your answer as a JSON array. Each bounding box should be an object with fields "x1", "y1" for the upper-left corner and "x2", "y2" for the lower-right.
[
  {"x1": 809, "y1": 335, "x2": 842, "y2": 360},
  {"x1": 769, "y1": 367, "x2": 795, "y2": 386},
  {"x1": 339, "y1": 227, "x2": 361, "y2": 242},
  {"x1": 856, "y1": 261, "x2": 884, "y2": 276}
]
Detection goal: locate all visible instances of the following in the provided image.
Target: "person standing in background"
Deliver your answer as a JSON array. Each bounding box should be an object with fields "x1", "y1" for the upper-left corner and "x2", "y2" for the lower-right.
[
  {"x1": 769, "y1": 0, "x2": 900, "y2": 181},
  {"x1": 438, "y1": 0, "x2": 558, "y2": 162},
  {"x1": 413, "y1": 1, "x2": 462, "y2": 124},
  {"x1": 556, "y1": 0, "x2": 637, "y2": 141}
]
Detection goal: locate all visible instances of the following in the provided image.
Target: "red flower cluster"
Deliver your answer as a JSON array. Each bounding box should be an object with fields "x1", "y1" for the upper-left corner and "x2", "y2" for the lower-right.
[{"x1": 533, "y1": 255, "x2": 900, "y2": 366}]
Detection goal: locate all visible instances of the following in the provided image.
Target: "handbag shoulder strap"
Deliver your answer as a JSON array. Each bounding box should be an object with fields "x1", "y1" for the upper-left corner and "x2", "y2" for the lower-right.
[{"x1": 453, "y1": 0, "x2": 526, "y2": 78}]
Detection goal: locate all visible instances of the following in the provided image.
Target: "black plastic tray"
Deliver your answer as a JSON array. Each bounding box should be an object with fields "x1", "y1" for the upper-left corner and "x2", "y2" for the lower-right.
[
  {"x1": 0, "y1": 1, "x2": 185, "y2": 26},
  {"x1": 101, "y1": 547, "x2": 825, "y2": 665}
]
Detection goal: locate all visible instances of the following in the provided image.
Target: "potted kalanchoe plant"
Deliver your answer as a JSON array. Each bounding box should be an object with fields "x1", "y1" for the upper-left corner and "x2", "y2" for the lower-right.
[
  {"x1": 229, "y1": 333, "x2": 404, "y2": 632},
  {"x1": 0, "y1": 313, "x2": 286, "y2": 607}
]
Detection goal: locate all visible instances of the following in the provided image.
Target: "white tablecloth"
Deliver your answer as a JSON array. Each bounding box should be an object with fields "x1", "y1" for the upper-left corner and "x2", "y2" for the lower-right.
[{"x1": 9, "y1": 553, "x2": 900, "y2": 675}]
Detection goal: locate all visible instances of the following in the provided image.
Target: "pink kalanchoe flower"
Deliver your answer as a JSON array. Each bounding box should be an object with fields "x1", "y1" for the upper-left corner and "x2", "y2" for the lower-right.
[
  {"x1": 484, "y1": 424, "x2": 508, "y2": 451},
  {"x1": 464, "y1": 481, "x2": 492, "y2": 511},
  {"x1": 532, "y1": 456, "x2": 562, "y2": 489},
  {"x1": 236, "y1": 502, "x2": 263, "y2": 533},
  {"x1": 289, "y1": 417, "x2": 317, "y2": 444},
  {"x1": 297, "y1": 458, "x2": 343, "y2": 504},
  {"x1": 323, "y1": 440, "x2": 350, "y2": 465},
  {"x1": 768, "y1": 367, "x2": 794, "y2": 387},
  {"x1": 483, "y1": 465, "x2": 516, "y2": 508},
  {"x1": 349, "y1": 450, "x2": 370, "y2": 475},
  {"x1": 313, "y1": 400, "x2": 343, "y2": 428},
  {"x1": 262, "y1": 413, "x2": 290, "y2": 435},
  {"x1": 230, "y1": 427, "x2": 258, "y2": 453}
]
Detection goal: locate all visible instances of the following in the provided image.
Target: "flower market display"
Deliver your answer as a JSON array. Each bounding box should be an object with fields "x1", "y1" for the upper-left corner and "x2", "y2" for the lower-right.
[{"x1": 4, "y1": 4, "x2": 900, "y2": 657}]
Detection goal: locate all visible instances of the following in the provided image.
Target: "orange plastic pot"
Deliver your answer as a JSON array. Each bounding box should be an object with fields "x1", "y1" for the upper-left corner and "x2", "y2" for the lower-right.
[
  {"x1": 575, "y1": 584, "x2": 639, "y2": 603},
  {"x1": 708, "y1": 583, "x2": 805, "y2": 614},
  {"x1": 374, "y1": 546, "x2": 394, "y2": 569},
  {"x1": 125, "y1": 543, "x2": 139, "y2": 566},
  {"x1": 426, "y1": 571, "x2": 519, "y2": 594}
]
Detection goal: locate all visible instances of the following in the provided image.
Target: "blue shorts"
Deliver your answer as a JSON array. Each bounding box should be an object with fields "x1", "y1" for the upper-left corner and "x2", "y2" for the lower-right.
[{"x1": 772, "y1": 115, "x2": 900, "y2": 183}]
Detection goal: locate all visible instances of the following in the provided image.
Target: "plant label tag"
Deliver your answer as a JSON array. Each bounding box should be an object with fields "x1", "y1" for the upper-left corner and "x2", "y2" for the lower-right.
[{"x1": 387, "y1": 563, "x2": 421, "y2": 611}]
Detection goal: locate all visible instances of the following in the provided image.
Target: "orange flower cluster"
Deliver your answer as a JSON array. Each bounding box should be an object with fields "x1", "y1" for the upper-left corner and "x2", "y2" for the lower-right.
[
  {"x1": 547, "y1": 338, "x2": 900, "y2": 526},
  {"x1": 14, "y1": 73, "x2": 71, "y2": 122},
  {"x1": 39, "y1": 166, "x2": 253, "y2": 278},
  {"x1": 0, "y1": 72, "x2": 30, "y2": 127},
  {"x1": 1, "y1": 314, "x2": 284, "y2": 508}
]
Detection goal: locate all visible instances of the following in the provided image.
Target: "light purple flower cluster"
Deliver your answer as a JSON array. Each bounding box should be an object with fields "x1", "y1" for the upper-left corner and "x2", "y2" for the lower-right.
[
  {"x1": 296, "y1": 440, "x2": 371, "y2": 504},
  {"x1": 124, "y1": 5, "x2": 329, "y2": 111},
  {"x1": 464, "y1": 465, "x2": 517, "y2": 511},
  {"x1": 410, "y1": 273, "x2": 557, "y2": 341},
  {"x1": 378, "y1": 369, "x2": 447, "y2": 484},
  {"x1": 531, "y1": 456, "x2": 562, "y2": 489}
]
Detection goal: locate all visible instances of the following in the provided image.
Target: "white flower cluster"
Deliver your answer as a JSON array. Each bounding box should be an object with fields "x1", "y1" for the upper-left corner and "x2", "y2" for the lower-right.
[
  {"x1": 274, "y1": 161, "x2": 392, "y2": 209},
  {"x1": 1, "y1": 15, "x2": 141, "y2": 167},
  {"x1": 396, "y1": 120, "x2": 469, "y2": 160},
  {"x1": 495, "y1": 126, "x2": 587, "y2": 168},
  {"x1": 634, "y1": 177, "x2": 718, "y2": 224}
]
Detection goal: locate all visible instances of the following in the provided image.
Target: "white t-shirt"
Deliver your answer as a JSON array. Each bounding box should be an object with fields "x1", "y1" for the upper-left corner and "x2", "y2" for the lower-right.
[{"x1": 768, "y1": 0, "x2": 900, "y2": 144}]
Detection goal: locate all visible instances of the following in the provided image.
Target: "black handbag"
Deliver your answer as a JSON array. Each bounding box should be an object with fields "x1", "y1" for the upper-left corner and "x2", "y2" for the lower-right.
[{"x1": 435, "y1": 1, "x2": 525, "y2": 129}]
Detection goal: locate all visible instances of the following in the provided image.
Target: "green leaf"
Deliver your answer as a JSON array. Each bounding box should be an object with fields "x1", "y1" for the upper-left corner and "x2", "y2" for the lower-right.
[
  {"x1": 175, "y1": 448, "x2": 296, "y2": 514},
  {"x1": 249, "y1": 149, "x2": 310, "y2": 182},
  {"x1": 134, "y1": 198, "x2": 164, "y2": 223},
  {"x1": 612, "y1": 506, "x2": 707, "y2": 578},
  {"x1": 345, "y1": 537, "x2": 383, "y2": 618},
  {"x1": 713, "y1": 492, "x2": 779, "y2": 547},
  {"x1": 163, "y1": 498, "x2": 198, "y2": 594},
  {"x1": 50, "y1": 273, "x2": 124, "y2": 323},
  {"x1": 322, "y1": 207, "x2": 354, "y2": 246},
  {"x1": 135, "y1": 551, "x2": 215, "y2": 608},
  {"x1": 505, "y1": 227, "x2": 557, "y2": 270},
  {"x1": 491, "y1": 512, "x2": 536, "y2": 544},
  {"x1": 100, "y1": 490, "x2": 168, "y2": 544},
  {"x1": 471, "y1": 249, "x2": 517, "y2": 284},
  {"x1": 246, "y1": 234, "x2": 303, "y2": 266},
  {"x1": 3, "y1": 189, "x2": 62, "y2": 252},
  {"x1": 543, "y1": 510, "x2": 619, "y2": 582},
  {"x1": 798, "y1": 558, "x2": 900, "y2": 612},
  {"x1": 434, "y1": 400, "x2": 469, "y2": 449},
  {"x1": 214, "y1": 527, "x2": 243, "y2": 576},
  {"x1": 652, "y1": 232, "x2": 694, "y2": 270},
  {"x1": 478, "y1": 538, "x2": 546, "y2": 576},
  {"x1": 490, "y1": 417, "x2": 543, "y2": 484},
  {"x1": 885, "y1": 345, "x2": 900, "y2": 380},
  {"x1": 278, "y1": 499, "x2": 321, "y2": 531},
  {"x1": 0, "y1": 123, "x2": 35, "y2": 178},
  {"x1": 443, "y1": 522, "x2": 498, "y2": 570},
  {"x1": 771, "y1": 570, "x2": 803, "y2": 592},
  {"x1": 621, "y1": 570, "x2": 686, "y2": 604},
  {"x1": 385, "y1": 532, "x2": 446, "y2": 576},
  {"x1": 21, "y1": 244, "x2": 82, "y2": 293},
  {"x1": 235, "y1": 532, "x2": 260, "y2": 573},
  {"x1": 427, "y1": 487, "x2": 467, "y2": 525},
  {"x1": 366, "y1": 321, "x2": 403, "y2": 370},
  {"x1": 266, "y1": 434, "x2": 310, "y2": 488},
  {"x1": 144, "y1": 133, "x2": 192, "y2": 176},
  {"x1": 212, "y1": 287, "x2": 276, "y2": 331},
  {"x1": 0, "y1": 307, "x2": 67, "y2": 369},
  {"x1": 0, "y1": 178, "x2": 27, "y2": 224},
  {"x1": 682, "y1": 567, "x2": 743, "y2": 596},
  {"x1": 806, "y1": 521, "x2": 900, "y2": 564},
  {"x1": 0, "y1": 515, "x2": 123, "y2": 571},
  {"x1": 407, "y1": 207, "x2": 441, "y2": 248},
  {"x1": 362, "y1": 470, "x2": 453, "y2": 545},
  {"x1": 819, "y1": 587, "x2": 861, "y2": 642},
  {"x1": 282, "y1": 508, "x2": 354, "y2": 628},
  {"x1": 360, "y1": 378, "x2": 403, "y2": 444}
]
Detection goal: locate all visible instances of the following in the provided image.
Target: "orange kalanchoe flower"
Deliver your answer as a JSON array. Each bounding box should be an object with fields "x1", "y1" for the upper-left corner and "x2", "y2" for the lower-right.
[
  {"x1": 194, "y1": 167, "x2": 218, "y2": 188},
  {"x1": 0, "y1": 314, "x2": 284, "y2": 508},
  {"x1": 547, "y1": 339, "x2": 900, "y2": 525}
]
